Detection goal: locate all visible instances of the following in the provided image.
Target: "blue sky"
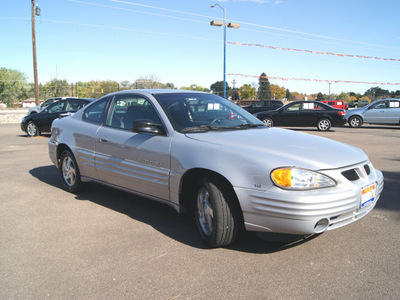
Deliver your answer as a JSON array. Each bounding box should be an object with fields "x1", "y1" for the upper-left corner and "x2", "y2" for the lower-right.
[{"x1": 2, "y1": 0, "x2": 400, "y2": 95}]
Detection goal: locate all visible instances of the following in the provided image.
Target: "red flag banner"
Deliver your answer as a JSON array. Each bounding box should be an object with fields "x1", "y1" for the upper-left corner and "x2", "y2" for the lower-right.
[
  {"x1": 227, "y1": 42, "x2": 400, "y2": 62},
  {"x1": 227, "y1": 73, "x2": 400, "y2": 86}
]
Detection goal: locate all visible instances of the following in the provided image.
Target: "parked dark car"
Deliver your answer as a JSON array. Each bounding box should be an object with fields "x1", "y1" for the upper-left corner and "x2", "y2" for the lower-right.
[
  {"x1": 254, "y1": 101, "x2": 346, "y2": 131},
  {"x1": 242, "y1": 100, "x2": 284, "y2": 114},
  {"x1": 348, "y1": 99, "x2": 369, "y2": 108},
  {"x1": 21, "y1": 98, "x2": 94, "y2": 137}
]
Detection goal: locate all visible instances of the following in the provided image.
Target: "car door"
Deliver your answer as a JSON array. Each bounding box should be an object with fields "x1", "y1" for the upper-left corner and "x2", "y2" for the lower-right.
[
  {"x1": 74, "y1": 97, "x2": 111, "y2": 179},
  {"x1": 36, "y1": 100, "x2": 67, "y2": 132},
  {"x1": 363, "y1": 100, "x2": 388, "y2": 123},
  {"x1": 386, "y1": 100, "x2": 400, "y2": 124},
  {"x1": 274, "y1": 102, "x2": 302, "y2": 126},
  {"x1": 298, "y1": 102, "x2": 320, "y2": 126},
  {"x1": 94, "y1": 94, "x2": 172, "y2": 200}
]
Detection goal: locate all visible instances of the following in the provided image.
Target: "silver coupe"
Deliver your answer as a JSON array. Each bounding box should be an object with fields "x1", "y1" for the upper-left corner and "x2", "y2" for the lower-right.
[{"x1": 49, "y1": 90, "x2": 384, "y2": 247}]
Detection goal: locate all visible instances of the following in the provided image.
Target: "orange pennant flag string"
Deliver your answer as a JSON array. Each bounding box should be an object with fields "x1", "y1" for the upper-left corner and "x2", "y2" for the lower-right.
[
  {"x1": 227, "y1": 42, "x2": 400, "y2": 62},
  {"x1": 227, "y1": 73, "x2": 400, "y2": 86}
]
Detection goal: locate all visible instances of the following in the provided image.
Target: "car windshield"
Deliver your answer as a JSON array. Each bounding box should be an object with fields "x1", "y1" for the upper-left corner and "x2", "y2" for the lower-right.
[{"x1": 154, "y1": 92, "x2": 263, "y2": 133}]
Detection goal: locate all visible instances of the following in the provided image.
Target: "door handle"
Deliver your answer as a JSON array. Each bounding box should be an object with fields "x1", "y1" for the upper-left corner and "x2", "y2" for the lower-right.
[{"x1": 99, "y1": 136, "x2": 108, "y2": 143}]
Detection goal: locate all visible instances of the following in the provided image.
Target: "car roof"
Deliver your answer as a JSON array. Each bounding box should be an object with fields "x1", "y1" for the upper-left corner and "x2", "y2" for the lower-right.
[{"x1": 107, "y1": 89, "x2": 211, "y2": 97}]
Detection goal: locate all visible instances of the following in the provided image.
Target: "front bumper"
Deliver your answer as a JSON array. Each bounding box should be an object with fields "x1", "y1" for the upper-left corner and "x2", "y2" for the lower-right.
[
  {"x1": 235, "y1": 161, "x2": 384, "y2": 235},
  {"x1": 20, "y1": 122, "x2": 26, "y2": 133}
]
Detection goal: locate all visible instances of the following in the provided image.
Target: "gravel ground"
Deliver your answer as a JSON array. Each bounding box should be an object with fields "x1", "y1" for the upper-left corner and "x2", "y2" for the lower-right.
[{"x1": 0, "y1": 110, "x2": 28, "y2": 124}]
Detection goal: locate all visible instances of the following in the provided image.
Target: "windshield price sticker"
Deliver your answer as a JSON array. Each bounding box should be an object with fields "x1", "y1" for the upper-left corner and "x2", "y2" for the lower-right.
[{"x1": 361, "y1": 183, "x2": 376, "y2": 208}]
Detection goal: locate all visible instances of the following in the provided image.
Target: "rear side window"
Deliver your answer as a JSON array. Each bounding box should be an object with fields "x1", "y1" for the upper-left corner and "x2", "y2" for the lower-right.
[
  {"x1": 65, "y1": 100, "x2": 87, "y2": 112},
  {"x1": 83, "y1": 97, "x2": 109, "y2": 124},
  {"x1": 47, "y1": 101, "x2": 65, "y2": 114}
]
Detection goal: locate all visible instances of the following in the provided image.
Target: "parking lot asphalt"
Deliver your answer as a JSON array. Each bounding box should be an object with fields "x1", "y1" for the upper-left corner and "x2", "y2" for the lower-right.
[{"x1": 1, "y1": 123, "x2": 399, "y2": 299}]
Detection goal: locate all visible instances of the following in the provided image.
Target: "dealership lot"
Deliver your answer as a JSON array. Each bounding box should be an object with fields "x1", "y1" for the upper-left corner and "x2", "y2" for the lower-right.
[{"x1": 1, "y1": 123, "x2": 399, "y2": 299}]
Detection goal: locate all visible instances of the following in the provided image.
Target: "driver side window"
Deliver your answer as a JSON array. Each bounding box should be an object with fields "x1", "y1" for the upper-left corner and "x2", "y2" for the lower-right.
[
  {"x1": 47, "y1": 101, "x2": 65, "y2": 114},
  {"x1": 285, "y1": 103, "x2": 301, "y2": 111},
  {"x1": 371, "y1": 101, "x2": 388, "y2": 109},
  {"x1": 106, "y1": 95, "x2": 161, "y2": 130}
]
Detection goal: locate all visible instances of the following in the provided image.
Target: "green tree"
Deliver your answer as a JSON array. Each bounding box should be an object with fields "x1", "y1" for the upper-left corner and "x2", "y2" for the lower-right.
[
  {"x1": 210, "y1": 81, "x2": 231, "y2": 97},
  {"x1": 317, "y1": 92, "x2": 325, "y2": 101},
  {"x1": 0, "y1": 68, "x2": 30, "y2": 107},
  {"x1": 338, "y1": 92, "x2": 350, "y2": 102},
  {"x1": 257, "y1": 72, "x2": 271, "y2": 100},
  {"x1": 181, "y1": 84, "x2": 210, "y2": 92},
  {"x1": 285, "y1": 89, "x2": 293, "y2": 101},
  {"x1": 239, "y1": 84, "x2": 256, "y2": 99},
  {"x1": 364, "y1": 86, "x2": 390, "y2": 99},
  {"x1": 119, "y1": 80, "x2": 133, "y2": 90},
  {"x1": 270, "y1": 84, "x2": 286, "y2": 100}
]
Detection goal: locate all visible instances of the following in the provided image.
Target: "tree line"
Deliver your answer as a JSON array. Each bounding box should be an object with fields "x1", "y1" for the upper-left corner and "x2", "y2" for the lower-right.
[{"x1": 1, "y1": 67, "x2": 399, "y2": 107}]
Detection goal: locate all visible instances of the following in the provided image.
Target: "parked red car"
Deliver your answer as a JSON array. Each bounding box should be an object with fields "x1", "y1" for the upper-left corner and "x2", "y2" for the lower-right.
[{"x1": 320, "y1": 100, "x2": 347, "y2": 110}]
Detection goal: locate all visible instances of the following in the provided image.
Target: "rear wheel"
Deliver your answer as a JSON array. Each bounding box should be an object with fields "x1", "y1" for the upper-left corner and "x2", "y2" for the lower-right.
[
  {"x1": 26, "y1": 121, "x2": 40, "y2": 137},
  {"x1": 261, "y1": 117, "x2": 273, "y2": 127},
  {"x1": 349, "y1": 116, "x2": 363, "y2": 128},
  {"x1": 195, "y1": 174, "x2": 241, "y2": 248},
  {"x1": 59, "y1": 150, "x2": 84, "y2": 193},
  {"x1": 317, "y1": 118, "x2": 331, "y2": 131}
]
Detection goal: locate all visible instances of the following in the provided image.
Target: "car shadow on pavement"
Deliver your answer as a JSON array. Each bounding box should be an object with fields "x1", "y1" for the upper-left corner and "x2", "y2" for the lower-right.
[
  {"x1": 29, "y1": 165, "x2": 331, "y2": 253},
  {"x1": 378, "y1": 170, "x2": 400, "y2": 212}
]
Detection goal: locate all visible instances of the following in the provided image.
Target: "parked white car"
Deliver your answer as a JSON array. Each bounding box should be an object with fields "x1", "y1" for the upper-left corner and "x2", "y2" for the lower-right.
[
  {"x1": 346, "y1": 98, "x2": 400, "y2": 127},
  {"x1": 49, "y1": 90, "x2": 384, "y2": 247}
]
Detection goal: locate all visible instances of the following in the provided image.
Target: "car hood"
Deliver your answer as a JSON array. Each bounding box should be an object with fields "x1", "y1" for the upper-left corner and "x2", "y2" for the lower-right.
[
  {"x1": 185, "y1": 127, "x2": 367, "y2": 170},
  {"x1": 345, "y1": 107, "x2": 366, "y2": 118}
]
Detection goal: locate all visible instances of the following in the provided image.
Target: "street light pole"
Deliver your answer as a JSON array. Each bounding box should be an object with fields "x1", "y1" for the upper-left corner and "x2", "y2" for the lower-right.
[
  {"x1": 210, "y1": 3, "x2": 239, "y2": 99},
  {"x1": 328, "y1": 82, "x2": 331, "y2": 100},
  {"x1": 31, "y1": 0, "x2": 40, "y2": 106}
]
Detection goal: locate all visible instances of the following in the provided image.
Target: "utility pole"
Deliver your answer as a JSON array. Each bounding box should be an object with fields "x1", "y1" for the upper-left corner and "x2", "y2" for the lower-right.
[
  {"x1": 31, "y1": 0, "x2": 40, "y2": 105},
  {"x1": 328, "y1": 83, "x2": 331, "y2": 100}
]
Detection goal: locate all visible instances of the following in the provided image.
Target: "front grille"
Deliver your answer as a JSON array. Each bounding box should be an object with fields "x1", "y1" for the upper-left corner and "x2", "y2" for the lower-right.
[
  {"x1": 342, "y1": 169, "x2": 359, "y2": 181},
  {"x1": 364, "y1": 164, "x2": 371, "y2": 175}
]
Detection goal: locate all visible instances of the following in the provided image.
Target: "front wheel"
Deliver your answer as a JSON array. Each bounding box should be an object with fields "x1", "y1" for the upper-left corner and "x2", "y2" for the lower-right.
[
  {"x1": 349, "y1": 116, "x2": 363, "y2": 128},
  {"x1": 317, "y1": 118, "x2": 331, "y2": 131},
  {"x1": 261, "y1": 117, "x2": 274, "y2": 127},
  {"x1": 195, "y1": 175, "x2": 241, "y2": 248},
  {"x1": 26, "y1": 121, "x2": 40, "y2": 137},
  {"x1": 59, "y1": 150, "x2": 84, "y2": 193}
]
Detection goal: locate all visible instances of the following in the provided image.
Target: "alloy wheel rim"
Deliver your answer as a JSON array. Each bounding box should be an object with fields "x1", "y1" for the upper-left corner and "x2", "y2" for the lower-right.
[
  {"x1": 263, "y1": 119, "x2": 272, "y2": 127},
  {"x1": 197, "y1": 187, "x2": 213, "y2": 238},
  {"x1": 351, "y1": 118, "x2": 360, "y2": 127},
  {"x1": 319, "y1": 120, "x2": 329, "y2": 130},
  {"x1": 27, "y1": 123, "x2": 37, "y2": 136},
  {"x1": 62, "y1": 156, "x2": 76, "y2": 187}
]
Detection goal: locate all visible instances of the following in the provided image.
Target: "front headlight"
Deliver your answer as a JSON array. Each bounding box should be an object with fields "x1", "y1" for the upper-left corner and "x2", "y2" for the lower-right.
[{"x1": 271, "y1": 167, "x2": 336, "y2": 190}]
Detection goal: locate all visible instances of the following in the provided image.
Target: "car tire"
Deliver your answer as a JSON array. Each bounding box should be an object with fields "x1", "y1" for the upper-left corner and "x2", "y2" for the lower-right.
[
  {"x1": 317, "y1": 118, "x2": 331, "y2": 131},
  {"x1": 59, "y1": 150, "x2": 84, "y2": 193},
  {"x1": 195, "y1": 174, "x2": 241, "y2": 248},
  {"x1": 261, "y1": 117, "x2": 273, "y2": 127},
  {"x1": 349, "y1": 116, "x2": 363, "y2": 128},
  {"x1": 26, "y1": 121, "x2": 40, "y2": 137}
]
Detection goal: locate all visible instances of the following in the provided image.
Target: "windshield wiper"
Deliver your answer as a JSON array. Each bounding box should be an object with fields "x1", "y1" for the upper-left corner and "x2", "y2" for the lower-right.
[
  {"x1": 222, "y1": 124, "x2": 266, "y2": 130},
  {"x1": 181, "y1": 125, "x2": 219, "y2": 133}
]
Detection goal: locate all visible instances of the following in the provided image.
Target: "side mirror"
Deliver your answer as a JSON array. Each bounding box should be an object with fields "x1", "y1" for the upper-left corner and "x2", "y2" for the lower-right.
[{"x1": 131, "y1": 120, "x2": 165, "y2": 135}]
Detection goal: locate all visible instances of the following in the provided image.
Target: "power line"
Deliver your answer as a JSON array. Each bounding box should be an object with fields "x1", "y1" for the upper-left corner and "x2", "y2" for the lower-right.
[{"x1": 69, "y1": 0, "x2": 400, "y2": 51}]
